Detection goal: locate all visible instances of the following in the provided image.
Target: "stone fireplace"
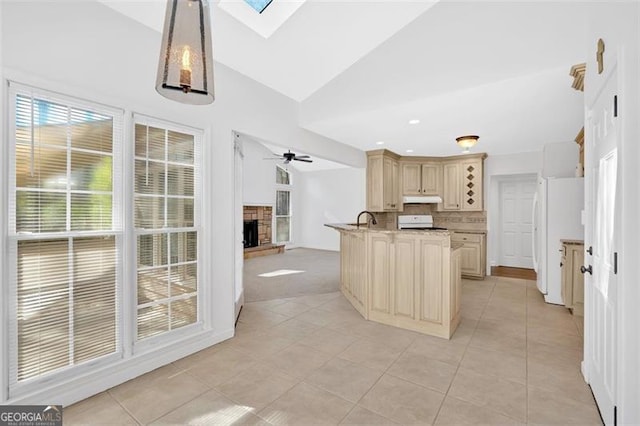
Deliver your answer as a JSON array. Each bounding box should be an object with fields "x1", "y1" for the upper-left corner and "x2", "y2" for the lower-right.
[{"x1": 243, "y1": 205, "x2": 272, "y2": 247}]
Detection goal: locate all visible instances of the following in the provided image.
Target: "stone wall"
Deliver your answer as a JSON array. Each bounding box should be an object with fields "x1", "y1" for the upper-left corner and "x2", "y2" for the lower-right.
[{"x1": 243, "y1": 206, "x2": 272, "y2": 246}]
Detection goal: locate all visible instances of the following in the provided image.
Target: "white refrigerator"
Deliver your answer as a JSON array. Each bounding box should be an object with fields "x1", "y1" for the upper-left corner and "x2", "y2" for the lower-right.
[{"x1": 532, "y1": 176, "x2": 584, "y2": 305}]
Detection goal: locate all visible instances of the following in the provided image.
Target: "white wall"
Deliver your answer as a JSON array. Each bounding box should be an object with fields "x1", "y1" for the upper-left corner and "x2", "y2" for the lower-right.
[
  {"x1": 0, "y1": 0, "x2": 362, "y2": 406},
  {"x1": 484, "y1": 151, "x2": 543, "y2": 274},
  {"x1": 240, "y1": 137, "x2": 302, "y2": 247},
  {"x1": 297, "y1": 167, "x2": 366, "y2": 251}
]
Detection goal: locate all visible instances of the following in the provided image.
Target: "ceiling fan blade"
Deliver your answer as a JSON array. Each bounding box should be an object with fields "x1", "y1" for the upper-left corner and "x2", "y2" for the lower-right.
[
  {"x1": 294, "y1": 158, "x2": 313, "y2": 163},
  {"x1": 295, "y1": 155, "x2": 310, "y2": 159}
]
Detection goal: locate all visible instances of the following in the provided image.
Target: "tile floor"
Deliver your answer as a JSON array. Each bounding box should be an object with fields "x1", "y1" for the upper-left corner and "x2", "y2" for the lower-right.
[{"x1": 65, "y1": 277, "x2": 602, "y2": 425}]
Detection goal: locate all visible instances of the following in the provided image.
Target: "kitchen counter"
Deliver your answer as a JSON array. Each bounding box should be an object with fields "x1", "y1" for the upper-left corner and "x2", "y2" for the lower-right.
[
  {"x1": 325, "y1": 223, "x2": 450, "y2": 236},
  {"x1": 329, "y1": 224, "x2": 462, "y2": 339},
  {"x1": 561, "y1": 239, "x2": 584, "y2": 245},
  {"x1": 448, "y1": 229, "x2": 487, "y2": 234}
]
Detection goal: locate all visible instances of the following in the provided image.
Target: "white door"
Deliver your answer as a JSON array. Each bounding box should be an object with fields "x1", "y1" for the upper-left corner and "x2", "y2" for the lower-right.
[
  {"x1": 233, "y1": 138, "x2": 244, "y2": 322},
  {"x1": 499, "y1": 178, "x2": 536, "y2": 268},
  {"x1": 585, "y1": 62, "x2": 619, "y2": 425}
]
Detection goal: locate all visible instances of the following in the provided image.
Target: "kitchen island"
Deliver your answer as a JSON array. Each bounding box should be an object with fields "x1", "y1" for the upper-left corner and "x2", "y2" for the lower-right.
[{"x1": 327, "y1": 224, "x2": 462, "y2": 339}]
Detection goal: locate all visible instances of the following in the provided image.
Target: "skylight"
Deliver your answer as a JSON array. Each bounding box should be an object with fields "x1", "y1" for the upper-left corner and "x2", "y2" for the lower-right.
[
  {"x1": 244, "y1": 0, "x2": 273, "y2": 14},
  {"x1": 217, "y1": 0, "x2": 307, "y2": 39}
]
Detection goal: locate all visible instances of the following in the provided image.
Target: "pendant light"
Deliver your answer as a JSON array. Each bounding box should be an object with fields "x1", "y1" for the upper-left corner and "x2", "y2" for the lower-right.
[
  {"x1": 456, "y1": 135, "x2": 479, "y2": 153},
  {"x1": 156, "y1": 0, "x2": 215, "y2": 105}
]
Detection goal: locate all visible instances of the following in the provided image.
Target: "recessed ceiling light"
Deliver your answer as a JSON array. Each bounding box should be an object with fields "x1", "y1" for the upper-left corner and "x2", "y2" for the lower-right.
[
  {"x1": 376, "y1": 141, "x2": 385, "y2": 145},
  {"x1": 406, "y1": 149, "x2": 414, "y2": 153},
  {"x1": 409, "y1": 119, "x2": 420, "y2": 125}
]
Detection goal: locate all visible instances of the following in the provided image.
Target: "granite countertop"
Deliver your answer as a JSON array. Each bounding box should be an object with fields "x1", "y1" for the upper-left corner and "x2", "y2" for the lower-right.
[
  {"x1": 325, "y1": 223, "x2": 450, "y2": 236},
  {"x1": 561, "y1": 239, "x2": 584, "y2": 245},
  {"x1": 448, "y1": 229, "x2": 487, "y2": 235}
]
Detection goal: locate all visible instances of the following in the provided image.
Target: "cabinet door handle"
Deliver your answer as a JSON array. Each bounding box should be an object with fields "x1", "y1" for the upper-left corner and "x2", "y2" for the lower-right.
[
  {"x1": 580, "y1": 265, "x2": 593, "y2": 275},
  {"x1": 586, "y1": 246, "x2": 593, "y2": 255}
]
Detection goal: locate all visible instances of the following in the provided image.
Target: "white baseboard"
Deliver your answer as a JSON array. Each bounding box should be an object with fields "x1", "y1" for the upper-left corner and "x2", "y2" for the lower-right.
[{"x1": 5, "y1": 328, "x2": 235, "y2": 407}]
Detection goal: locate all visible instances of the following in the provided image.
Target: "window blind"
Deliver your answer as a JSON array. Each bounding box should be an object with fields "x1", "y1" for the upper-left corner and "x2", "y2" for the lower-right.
[
  {"x1": 134, "y1": 122, "x2": 199, "y2": 341},
  {"x1": 275, "y1": 189, "x2": 291, "y2": 243},
  {"x1": 9, "y1": 87, "x2": 122, "y2": 387}
]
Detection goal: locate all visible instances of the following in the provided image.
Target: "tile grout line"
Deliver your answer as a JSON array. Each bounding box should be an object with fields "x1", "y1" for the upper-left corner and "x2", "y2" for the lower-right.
[
  {"x1": 431, "y1": 279, "x2": 494, "y2": 424},
  {"x1": 105, "y1": 390, "x2": 143, "y2": 426}
]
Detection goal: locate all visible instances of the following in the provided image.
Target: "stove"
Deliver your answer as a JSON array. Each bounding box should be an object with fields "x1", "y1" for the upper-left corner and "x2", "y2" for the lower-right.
[{"x1": 397, "y1": 215, "x2": 447, "y2": 231}]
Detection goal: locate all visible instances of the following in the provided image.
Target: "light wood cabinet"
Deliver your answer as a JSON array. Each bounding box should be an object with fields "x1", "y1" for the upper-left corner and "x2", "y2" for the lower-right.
[
  {"x1": 450, "y1": 247, "x2": 462, "y2": 323},
  {"x1": 460, "y1": 158, "x2": 483, "y2": 211},
  {"x1": 422, "y1": 164, "x2": 441, "y2": 195},
  {"x1": 443, "y1": 162, "x2": 461, "y2": 210},
  {"x1": 561, "y1": 241, "x2": 584, "y2": 316},
  {"x1": 367, "y1": 150, "x2": 401, "y2": 212},
  {"x1": 451, "y1": 232, "x2": 486, "y2": 279},
  {"x1": 368, "y1": 151, "x2": 486, "y2": 212},
  {"x1": 336, "y1": 228, "x2": 462, "y2": 339},
  {"x1": 340, "y1": 232, "x2": 367, "y2": 317},
  {"x1": 369, "y1": 232, "x2": 393, "y2": 315},
  {"x1": 442, "y1": 157, "x2": 484, "y2": 212},
  {"x1": 400, "y1": 162, "x2": 441, "y2": 196}
]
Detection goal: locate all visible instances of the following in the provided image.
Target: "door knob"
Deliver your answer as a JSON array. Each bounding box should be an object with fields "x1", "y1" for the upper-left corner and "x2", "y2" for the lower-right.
[
  {"x1": 580, "y1": 265, "x2": 593, "y2": 275},
  {"x1": 586, "y1": 246, "x2": 593, "y2": 255}
]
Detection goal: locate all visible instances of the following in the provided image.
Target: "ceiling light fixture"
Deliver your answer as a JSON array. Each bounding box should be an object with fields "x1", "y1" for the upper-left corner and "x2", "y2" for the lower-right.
[
  {"x1": 156, "y1": 0, "x2": 215, "y2": 105},
  {"x1": 409, "y1": 119, "x2": 420, "y2": 125},
  {"x1": 406, "y1": 149, "x2": 414, "y2": 153},
  {"x1": 376, "y1": 141, "x2": 385, "y2": 145},
  {"x1": 456, "y1": 135, "x2": 479, "y2": 153}
]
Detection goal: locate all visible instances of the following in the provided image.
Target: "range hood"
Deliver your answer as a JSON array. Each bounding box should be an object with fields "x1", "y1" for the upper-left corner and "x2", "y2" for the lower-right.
[{"x1": 403, "y1": 196, "x2": 443, "y2": 204}]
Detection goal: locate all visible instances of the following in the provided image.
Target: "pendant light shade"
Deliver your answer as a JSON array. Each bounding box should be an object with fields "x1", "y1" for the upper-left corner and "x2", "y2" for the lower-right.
[
  {"x1": 456, "y1": 135, "x2": 479, "y2": 153},
  {"x1": 156, "y1": 0, "x2": 215, "y2": 105}
]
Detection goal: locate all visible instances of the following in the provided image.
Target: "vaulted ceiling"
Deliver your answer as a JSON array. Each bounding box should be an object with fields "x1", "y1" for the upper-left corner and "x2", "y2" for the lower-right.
[{"x1": 100, "y1": 0, "x2": 589, "y2": 159}]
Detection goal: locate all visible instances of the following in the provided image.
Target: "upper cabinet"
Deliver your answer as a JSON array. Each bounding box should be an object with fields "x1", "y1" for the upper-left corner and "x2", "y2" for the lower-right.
[
  {"x1": 401, "y1": 162, "x2": 441, "y2": 196},
  {"x1": 441, "y1": 155, "x2": 485, "y2": 212},
  {"x1": 367, "y1": 150, "x2": 401, "y2": 212},
  {"x1": 442, "y1": 162, "x2": 461, "y2": 210},
  {"x1": 367, "y1": 150, "x2": 486, "y2": 212},
  {"x1": 459, "y1": 157, "x2": 484, "y2": 211}
]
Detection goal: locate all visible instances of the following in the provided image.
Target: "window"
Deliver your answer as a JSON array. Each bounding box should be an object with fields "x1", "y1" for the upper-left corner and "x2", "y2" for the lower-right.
[
  {"x1": 244, "y1": 0, "x2": 273, "y2": 13},
  {"x1": 275, "y1": 165, "x2": 291, "y2": 243},
  {"x1": 275, "y1": 190, "x2": 291, "y2": 243},
  {"x1": 276, "y1": 165, "x2": 290, "y2": 185},
  {"x1": 8, "y1": 86, "x2": 122, "y2": 386},
  {"x1": 134, "y1": 121, "x2": 200, "y2": 341}
]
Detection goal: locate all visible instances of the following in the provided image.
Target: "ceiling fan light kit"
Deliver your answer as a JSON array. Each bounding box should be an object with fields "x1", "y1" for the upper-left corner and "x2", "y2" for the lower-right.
[
  {"x1": 156, "y1": 0, "x2": 215, "y2": 105},
  {"x1": 456, "y1": 135, "x2": 479, "y2": 153}
]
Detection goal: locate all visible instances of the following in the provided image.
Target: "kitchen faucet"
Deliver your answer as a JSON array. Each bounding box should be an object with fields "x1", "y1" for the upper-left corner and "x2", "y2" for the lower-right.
[{"x1": 356, "y1": 211, "x2": 377, "y2": 228}]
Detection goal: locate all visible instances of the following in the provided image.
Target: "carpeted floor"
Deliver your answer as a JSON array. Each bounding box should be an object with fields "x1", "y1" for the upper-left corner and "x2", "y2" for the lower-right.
[{"x1": 243, "y1": 248, "x2": 340, "y2": 302}]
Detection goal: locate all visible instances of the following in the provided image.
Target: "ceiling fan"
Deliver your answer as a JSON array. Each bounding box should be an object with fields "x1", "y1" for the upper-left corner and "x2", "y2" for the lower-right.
[{"x1": 265, "y1": 150, "x2": 313, "y2": 164}]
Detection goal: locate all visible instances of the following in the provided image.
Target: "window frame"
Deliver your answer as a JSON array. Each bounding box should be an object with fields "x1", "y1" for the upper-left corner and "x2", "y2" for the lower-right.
[
  {"x1": 275, "y1": 165, "x2": 292, "y2": 244},
  {"x1": 131, "y1": 114, "x2": 203, "y2": 354},
  {"x1": 6, "y1": 82, "x2": 125, "y2": 397}
]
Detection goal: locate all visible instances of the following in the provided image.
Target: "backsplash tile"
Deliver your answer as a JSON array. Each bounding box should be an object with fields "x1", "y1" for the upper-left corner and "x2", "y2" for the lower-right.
[{"x1": 373, "y1": 206, "x2": 486, "y2": 232}]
